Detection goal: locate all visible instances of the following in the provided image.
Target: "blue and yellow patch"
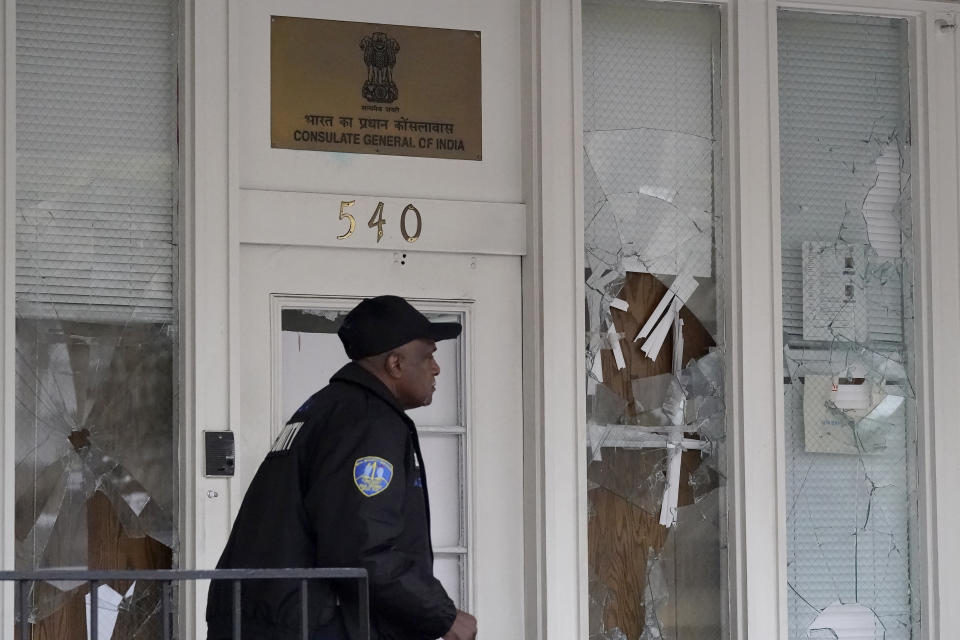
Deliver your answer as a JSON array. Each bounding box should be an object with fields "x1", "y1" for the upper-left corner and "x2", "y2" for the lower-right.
[{"x1": 353, "y1": 456, "x2": 394, "y2": 497}]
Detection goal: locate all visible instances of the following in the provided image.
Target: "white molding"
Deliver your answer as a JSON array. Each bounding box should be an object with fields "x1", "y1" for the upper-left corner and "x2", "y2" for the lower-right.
[
  {"x1": 727, "y1": 1, "x2": 787, "y2": 639},
  {"x1": 909, "y1": 13, "x2": 932, "y2": 640},
  {"x1": 777, "y1": 0, "x2": 955, "y2": 15},
  {"x1": 189, "y1": 1, "x2": 232, "y2": 636},
  {"x1": 462, "y1": 299, "x2": 477, "y2": 618},
  {"x1": 531, "y1": 0, "x2": 586, "y2": 637},
  {"x1": 1, "y1": 0, "x2": 12, "y2": 637},
  {"x1": 178, "y1": 0, "x2": 197, "y2": 635},
  {"x1": 571, "y1": 2, "x2": 588, "y2": 637},
  {"x1": 908, "y1": 14, "x2": 929, "y2": 637},
  {"x1": 520, "y1": 0, "x2": 546, "y2": 637},
  {"x1": 719, "y1": 2, "x2": 742, "y2": 638},
  {"x1": 226, "y1": 0, "x2": 241, "y2": 487},
  {"x1": 919, "y1": 9, "x2": 960, "y2": 640},
  {"x1": 239, "y1": 190, "x2": 527, "y2": 256}
]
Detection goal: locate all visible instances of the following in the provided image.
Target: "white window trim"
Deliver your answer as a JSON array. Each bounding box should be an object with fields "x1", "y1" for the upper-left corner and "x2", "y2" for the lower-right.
[
  {"x1": 1, "y1": 0, "x2": 13, "y2": 634},
  {"x1": 532, "y1": 0, "x2": 960, "y2": 639},
  {"x1": 182, "y1": 0, "x2": 234, "y2": 636},
  {"x1": 526, "y1": 0, "x2": 585, "y2": 637}
]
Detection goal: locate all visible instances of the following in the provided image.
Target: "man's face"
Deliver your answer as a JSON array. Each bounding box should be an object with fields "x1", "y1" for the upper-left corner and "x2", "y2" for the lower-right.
[{"x1": 394, "y1": 339, "x2": 441, "y2": 409}]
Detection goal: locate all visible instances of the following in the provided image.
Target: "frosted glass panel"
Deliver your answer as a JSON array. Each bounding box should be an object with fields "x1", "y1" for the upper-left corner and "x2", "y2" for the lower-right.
[
  {"x1": 281, "y1": 308, "x2": 461, "y2": 426},
  {"x1": 281, "y1": 329, "x2": 347, "y2": 421},
  {"x1": 433, "y1": 554, "x2": 463, "y2": 610},
  {"x1": 407, "y1": 332, "x2": 460, "y2": 427},
  {"x1": 778, "y1": 12, "x2": 918, "y2": 640},
  {"x1": 419, "y1": 434, "x2": 463, "y2": 548}
]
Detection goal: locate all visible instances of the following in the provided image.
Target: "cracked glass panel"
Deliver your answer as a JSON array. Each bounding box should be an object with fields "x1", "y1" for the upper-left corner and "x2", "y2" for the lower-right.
[
  {"x1": 777, "y1": 12, "x2": 919, "y2": 640},
  {"x1": 582, "y1": 2, "x2": 727, "y2": 638},
  {"x1": 14, "y1": 1, "x2": 179, "y2": 637}
]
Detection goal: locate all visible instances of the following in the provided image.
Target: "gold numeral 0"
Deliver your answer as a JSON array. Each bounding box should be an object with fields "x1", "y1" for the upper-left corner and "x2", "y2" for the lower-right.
[{"x1": 400, "y1": 204, "x2": 422, "y2": 243}]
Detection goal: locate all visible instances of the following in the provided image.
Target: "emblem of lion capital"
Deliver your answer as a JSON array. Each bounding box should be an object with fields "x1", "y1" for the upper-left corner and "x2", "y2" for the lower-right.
[{"x1": 360, "y1": 32, "x2": 400, "y2": 103}]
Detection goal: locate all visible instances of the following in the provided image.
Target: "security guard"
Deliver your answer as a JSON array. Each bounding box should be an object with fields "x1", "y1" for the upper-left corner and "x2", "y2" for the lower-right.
[{"x1": 207, "y1": 296, "x2": 478, "y2": 640}]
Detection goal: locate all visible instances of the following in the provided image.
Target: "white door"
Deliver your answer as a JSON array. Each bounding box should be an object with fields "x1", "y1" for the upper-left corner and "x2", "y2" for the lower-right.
[{"x1": 234, "y1": 242, "x2": 524, "y2": 635}]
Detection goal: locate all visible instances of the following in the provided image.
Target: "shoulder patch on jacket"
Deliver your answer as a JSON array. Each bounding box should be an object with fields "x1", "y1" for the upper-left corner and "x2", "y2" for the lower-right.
[
  {"x1": 270, "y1": 421, "x2": 304, "y2": 453},
  {"x1": 353, "y1": 456, "x2": 394, "y2": 497}
]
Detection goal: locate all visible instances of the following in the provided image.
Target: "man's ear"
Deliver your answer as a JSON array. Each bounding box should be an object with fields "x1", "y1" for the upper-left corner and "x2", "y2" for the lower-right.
[{"x1": 383, "y1": 351, "x2": 404, "y2": 379}]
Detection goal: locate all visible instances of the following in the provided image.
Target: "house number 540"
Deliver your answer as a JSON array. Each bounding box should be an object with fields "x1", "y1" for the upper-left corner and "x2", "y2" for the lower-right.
[{"x1": 336, "y1": 200, "x2": 422, "y2": 243}]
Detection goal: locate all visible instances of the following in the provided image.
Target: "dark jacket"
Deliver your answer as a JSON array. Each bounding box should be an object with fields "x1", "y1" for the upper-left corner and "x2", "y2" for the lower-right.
[{"x1": 207, "y1": 363, "x2": 457, "y2": 640}]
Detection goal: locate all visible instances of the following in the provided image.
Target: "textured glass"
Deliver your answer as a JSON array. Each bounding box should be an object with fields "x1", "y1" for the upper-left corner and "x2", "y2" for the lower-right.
[
  {"x1": 418, "y1": 434, "x2": 463, "y2": 549},
  {"x1": 778, "y1": 12, "x2": 919, "y2": 640},
  {"x1": 280, "y1": 306, "x2": 468, "y2": 605},
  {"x1": 280, "y1": 309, "x2": 462, "y2": 427},
  {"x1": 582, "y1": 2, "x2": 727, "y2": 638},
  {"x1": 432, "y1": 555, "x2": 463, "y2": 611},
  {"x1": 14, "y1": 1, "x2": 179, "y2": 636}
]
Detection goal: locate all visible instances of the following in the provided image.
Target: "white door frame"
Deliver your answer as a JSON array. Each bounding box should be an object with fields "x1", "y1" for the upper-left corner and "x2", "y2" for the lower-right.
[
  {"x1": 0, "y1": 0, "x2": 14, "y2": 634},
  {"x1": 186, "y1": 5, "x2": 530, "y2": 637}
]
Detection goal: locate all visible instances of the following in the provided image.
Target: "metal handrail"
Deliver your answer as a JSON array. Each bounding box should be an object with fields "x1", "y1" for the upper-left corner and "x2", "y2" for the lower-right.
[{"x1": 0, "y1": 568, "x2": 369, "y2": 640}]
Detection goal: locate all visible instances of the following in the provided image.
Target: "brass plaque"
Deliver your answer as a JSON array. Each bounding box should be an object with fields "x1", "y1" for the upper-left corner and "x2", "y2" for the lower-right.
[{"x1": 271, "y1": 16, "x2": 482, "y2": 161}]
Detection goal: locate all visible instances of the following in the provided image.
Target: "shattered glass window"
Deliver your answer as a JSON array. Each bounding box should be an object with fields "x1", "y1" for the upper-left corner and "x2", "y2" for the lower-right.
[
  {"x1": 15, "y1": 1, "x2": 179, "y2": 637},
  {"x1": 778, "y1": 12, "x2": 919, "y2": 640},
  {"x1": 582, "y1": 2, "x2": 727, "y2": 639}
]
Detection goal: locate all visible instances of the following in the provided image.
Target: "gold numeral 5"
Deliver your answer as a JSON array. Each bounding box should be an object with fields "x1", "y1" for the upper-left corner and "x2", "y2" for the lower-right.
[{"x1": 337, "y1": 200, "x2": 356, "y2": 239}]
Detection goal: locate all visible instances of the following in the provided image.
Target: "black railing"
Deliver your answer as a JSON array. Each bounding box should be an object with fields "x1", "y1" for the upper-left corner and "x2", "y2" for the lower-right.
[{"x1": 0, "y1": 568, "x2": 369, "y2": 640}]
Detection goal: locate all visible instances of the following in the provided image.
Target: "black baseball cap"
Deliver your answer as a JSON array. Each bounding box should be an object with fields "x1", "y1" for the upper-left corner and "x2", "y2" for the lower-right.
[{"x1": 338, "y1": 295, "x2": 462, "y2": 360}]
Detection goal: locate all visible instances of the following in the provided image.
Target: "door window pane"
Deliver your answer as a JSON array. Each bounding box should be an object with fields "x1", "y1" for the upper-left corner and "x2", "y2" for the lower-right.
[
  {"x1": 280, "y1": 308, "x2": 461, "y2": 427},
  {"x1": 581, "y1": 2, "x2": 727, "y2": 638},
  {"x1": 432, "y1": 554, "x2": 464, "y2": 611},
  {"x1": 777, "y1": 12, "x2": 919, "y2": 639},
  {"x1": 14, "y1": 1, "x2": 179, "y2": 636},
  {"x1": 418, "y1": 434, "x2": 464, "y2": 549}
]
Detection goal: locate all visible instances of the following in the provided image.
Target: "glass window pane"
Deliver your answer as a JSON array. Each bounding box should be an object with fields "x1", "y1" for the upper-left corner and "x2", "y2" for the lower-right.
[
  {"x1": 407, "y1": 325, "x2": 461, "y2": 427},
  {"x1": 280, "y1": 311, "x2": 350, "y2": 421},
  {"x1": 433, "y1": 554, "x2": 464, "y2": 611},
  {"x1": 14, "y1": 1, "x2": 179, "y2": 634},
  {"x1": 777, "y1": 11, "x2": 918, "y2": 640},
  {"x1": 419, "y1": 434, "x2": 463, "y2": 549},
  {"x1": 581, "y1": 2, "x2": 727, "y2": 639},
  {"x1": 281, "y1": 308, "x2": 462, "y2": 427}
]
